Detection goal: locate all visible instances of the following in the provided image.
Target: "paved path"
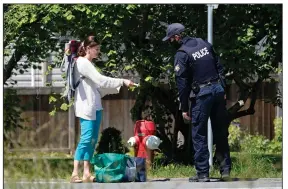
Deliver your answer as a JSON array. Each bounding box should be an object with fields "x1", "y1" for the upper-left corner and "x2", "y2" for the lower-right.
[{"x1": 4, "y1": 178, "x2": 282, "y2": 189}]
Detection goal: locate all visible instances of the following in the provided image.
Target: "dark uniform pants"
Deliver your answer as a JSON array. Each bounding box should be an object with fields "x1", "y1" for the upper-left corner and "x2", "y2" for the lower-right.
[{"x1": 190, "y1": 83, "x2": 231, "y2": 176}]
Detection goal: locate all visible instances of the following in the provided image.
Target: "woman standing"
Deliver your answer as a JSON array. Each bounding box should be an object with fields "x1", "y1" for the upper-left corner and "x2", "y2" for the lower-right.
[{"x1": 70, "y1": 36, "x2": 134, "y2": 183}]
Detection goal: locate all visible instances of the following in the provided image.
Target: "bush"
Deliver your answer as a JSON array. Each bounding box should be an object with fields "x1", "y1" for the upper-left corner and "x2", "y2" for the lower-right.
[
  {"x1": 4, "y1": 89, "x2": 26, "y2": 148},
  {"x1": 240, "y1": 134, "x2": 271, "y2": 153},
  {"x1": 228, "y1": 120, "x2": 243, "y2": 152},
  {"x1": 228, "y1": 117, "x2": 282, "y2": 154},
  {"x1": 267, "y1": 118, "x2": 282, "y2": 153},
  {"x1": 96, "y1": 127, "x2": 129, "y2": 154}
]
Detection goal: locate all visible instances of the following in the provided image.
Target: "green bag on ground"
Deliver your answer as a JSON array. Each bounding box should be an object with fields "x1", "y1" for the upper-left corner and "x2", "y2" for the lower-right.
[{"x1": 90, "y1": 153, "x2": 129, "y2": 183}]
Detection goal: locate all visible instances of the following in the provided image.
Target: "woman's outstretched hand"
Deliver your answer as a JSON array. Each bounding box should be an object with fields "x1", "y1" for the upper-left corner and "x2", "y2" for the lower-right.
[{"x1": 123, "y1": 79, "x2": 135, "y2": 87}]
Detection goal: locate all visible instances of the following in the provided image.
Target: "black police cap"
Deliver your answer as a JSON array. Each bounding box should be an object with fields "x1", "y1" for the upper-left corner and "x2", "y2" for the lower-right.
[{"x1": 162, "y1": 23, "x2": 185, "y2": 41}]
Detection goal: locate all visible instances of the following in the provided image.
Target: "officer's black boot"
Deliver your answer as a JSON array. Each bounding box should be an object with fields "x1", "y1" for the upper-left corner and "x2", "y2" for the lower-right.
[
  {"x1": 189, "y1": 174, "x2": 210, "y2": 182},
  {"x1": 220, "y1": 170, "x2": 231, "y2": 181}
]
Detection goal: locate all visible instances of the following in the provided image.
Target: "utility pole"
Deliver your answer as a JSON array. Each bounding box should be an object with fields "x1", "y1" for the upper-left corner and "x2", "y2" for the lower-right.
[{"x1": 207, "y1": 3, "x2": 219, "y2": 168}]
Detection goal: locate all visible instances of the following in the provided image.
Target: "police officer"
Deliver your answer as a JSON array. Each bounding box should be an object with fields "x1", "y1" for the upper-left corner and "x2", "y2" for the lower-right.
[{"x1": 162, "y1": 23, "x2": 231, "y2": 182}]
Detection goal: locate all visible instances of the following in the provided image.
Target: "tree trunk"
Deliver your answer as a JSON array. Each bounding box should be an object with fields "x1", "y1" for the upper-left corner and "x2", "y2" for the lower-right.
[
  {"x1": 152, "y1": 85, "x2": 194, "y2": 162},
  {"x1": 230, "y1": 78, "x2": 262, "y2": 120},
  {"x1": 227, "y1": 77, "x2": 263, "y2": 122},
  {"x1": 4, "y1": 49, "x2": 23, "y2": 84}
]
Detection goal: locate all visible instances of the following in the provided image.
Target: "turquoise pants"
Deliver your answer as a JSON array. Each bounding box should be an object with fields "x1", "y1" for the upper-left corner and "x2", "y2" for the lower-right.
[{"x1": 74, "y1": 110, "x2": 102, "y2": 161}]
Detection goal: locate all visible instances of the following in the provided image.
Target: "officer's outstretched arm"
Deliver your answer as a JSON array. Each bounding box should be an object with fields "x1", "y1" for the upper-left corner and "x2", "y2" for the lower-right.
[{"x1": 174, "y1": 51, "x2": 191, "y2": 113}]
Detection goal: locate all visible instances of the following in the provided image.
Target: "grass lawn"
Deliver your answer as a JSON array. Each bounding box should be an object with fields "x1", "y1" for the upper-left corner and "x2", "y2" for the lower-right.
[
  {"x1": 149, "y1": 152, "x2": 282, "y2": 179},
  {"x1": 4, "y1": 152, "x2": 282, "y2": 181}
]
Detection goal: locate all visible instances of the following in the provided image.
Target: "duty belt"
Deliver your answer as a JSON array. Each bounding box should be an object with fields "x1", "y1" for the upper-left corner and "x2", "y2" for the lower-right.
[{"x1": 199, "y1": 79, "x2": 220, "y2": 88}]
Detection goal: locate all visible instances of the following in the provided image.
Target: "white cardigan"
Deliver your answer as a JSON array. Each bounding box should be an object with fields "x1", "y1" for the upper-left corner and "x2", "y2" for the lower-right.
[{"x1": 74, "y1": 57, "x2": 124, "y2": 120}]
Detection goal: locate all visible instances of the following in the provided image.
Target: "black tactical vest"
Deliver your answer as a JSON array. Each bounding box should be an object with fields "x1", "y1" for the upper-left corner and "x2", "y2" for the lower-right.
[{"x1": 178, "y1": 37, "x2": 219, "y2": 84}]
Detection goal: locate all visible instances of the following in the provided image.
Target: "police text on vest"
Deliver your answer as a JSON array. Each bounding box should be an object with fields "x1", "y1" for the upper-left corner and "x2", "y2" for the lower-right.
[{"x1": 192, "y1": 47, "x2": 209, "y2": 60}]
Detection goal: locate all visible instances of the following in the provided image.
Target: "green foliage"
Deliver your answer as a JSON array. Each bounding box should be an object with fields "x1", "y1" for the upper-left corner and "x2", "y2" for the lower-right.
[
  {"x1": 96, "y1": 127, "x2": 129, "y2": 154},
  {"x1": 3, "y1": 89, "x2": 26, "y2": 148},
  {"x1": 228, "y1": 120, "x2": 243, "y2": 152},
  {"x1": 215, "y1": 4, "x2": 282, "y2": 82},
  {"x1": 4, "y1": 5, "x2": 282, "y2": 160},
  {"x1": 4, "y1": 5, "x2": 64, "y2": 74},
  {"x1": 4, "y1": 4, "x2": 282, "y2": 93},
  {"x1": 228, "y1": 117, "x2": 282, "y2": 154},
  {"x1": 268, "y1": 118, "x2": 282, "y2": 153},
  {"x1": 47, "y1": 93, "x2": 72, "y2": 116},
  {"x1": 273, "y1": 117, "x2": 282, "y2": 142},
  {"x1": 241, "y1": 134, "x2": 271, "y2": 153},
  {"x1": 4, "y1": 4, "x2": 282, "y2": 114}
]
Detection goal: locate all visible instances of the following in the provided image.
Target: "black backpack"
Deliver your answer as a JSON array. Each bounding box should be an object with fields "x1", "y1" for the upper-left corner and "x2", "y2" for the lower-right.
[{"x1": 60, "y1": 40, "x2": 85, "y2": 102}]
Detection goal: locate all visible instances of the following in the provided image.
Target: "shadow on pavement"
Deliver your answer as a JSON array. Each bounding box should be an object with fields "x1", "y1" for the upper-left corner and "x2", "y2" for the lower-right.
[
  {"x1": 210, "y1": 177, "x2": 259, "y2": 182},
  {"x1": 148, "y1": 178, "x2": 171, "y2": 182},
  {"x1": 148, "y1": 177, "x2": 259, "y2": 182}
]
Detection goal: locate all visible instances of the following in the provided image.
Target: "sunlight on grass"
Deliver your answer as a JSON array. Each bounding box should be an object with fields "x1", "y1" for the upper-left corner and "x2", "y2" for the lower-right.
[{"x1": 4, "y1": 152, "x2": 282, "y2": 181}]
